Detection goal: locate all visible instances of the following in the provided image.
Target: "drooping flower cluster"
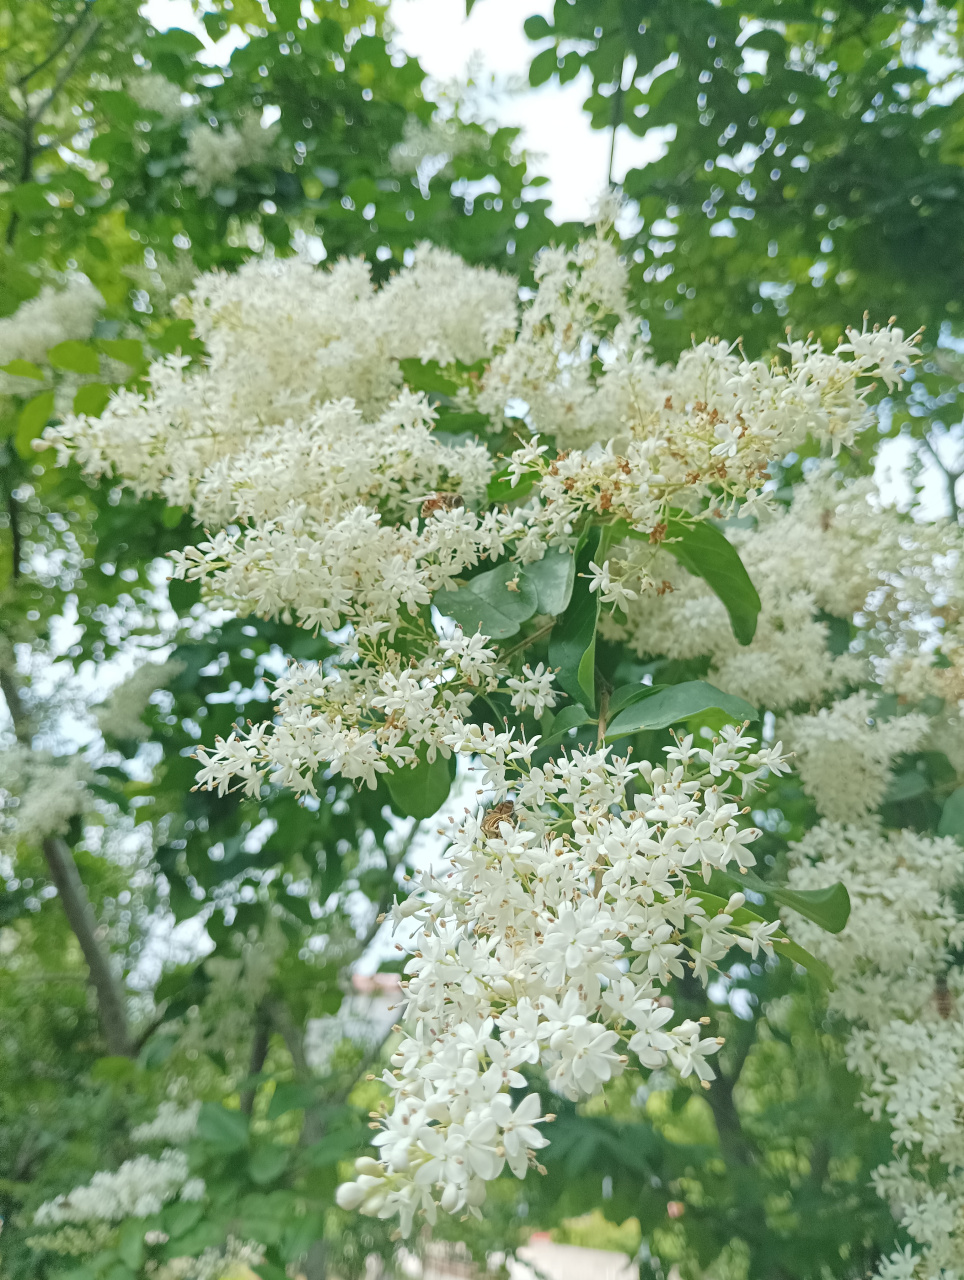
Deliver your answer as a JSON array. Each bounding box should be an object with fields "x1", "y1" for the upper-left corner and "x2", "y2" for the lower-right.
[
  {"x1": 34, "y1": 1149, "x2": 204, "y2": 1227},
  {"x1": 44, "y1": 233, "x2": 919, "y2": 798},
  {"x1": 182, "y1": 111, "x2": 281, "y2": 196},
  {"x1": 334, "y1": 723, "x2": 790, "y2": 1232},
  {"x1": 786, "y1": 823, "x2": 964, "y2": 1280},
  {"x1": 0, "y1": 275, "x2": 103, "y2": 398}
]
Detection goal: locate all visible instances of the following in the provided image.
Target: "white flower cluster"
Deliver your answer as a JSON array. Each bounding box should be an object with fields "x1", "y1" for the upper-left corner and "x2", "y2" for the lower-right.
[
  {"x1": 334, "y1": 723, "x2": 790, "y2": 1233},
  {"x1": 783, "y1": 693, "x2": 930, "y2": 822},
  {"x1": 787, "y1": 822, "x2": 964, "y2": 1280},
  {"x1": 127, "y1": 73, "x2": 193, "y2": 121},
  {"x1": 389, "y1": 114, "x2": 487, "y2": 179},
  {"x1": 95, "y1": 658, "x2": 186, "y2": 742},
  {"x1": 130, "y1": 1100, "x2": 201, "y2": 1146},
  {"x1": 0, "y1": 276, "x2": 102, "y2": 391},
  {"x1": 183, "y1": 111, "x2": 281, "y2": 195},
  {"x1": 45, "y1": 235, "x2": 917, "y2": 799},
  {"x1": 607, "y1": 466, "x2": 954, "y2": 713},
  {"x1": 0, "y1": 745, "x2": 92, "y2": 857},
  {"x1": 34, "y1": 1150, "x2": 204, "y2": 1226},
  {"x1": 153, "y1": 1236, "x2": 265, "y2": 1280}
]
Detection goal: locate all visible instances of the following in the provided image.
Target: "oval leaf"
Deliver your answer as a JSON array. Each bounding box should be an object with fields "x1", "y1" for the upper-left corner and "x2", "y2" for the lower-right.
[
  {"x1": 196, "y1": 1101, "x2": 249, "y2": 1152},
  {"x1": 385, "y1": 746, "x2": 453, "y2": 820},
  {"x1": 47, "y1": 340, "x2": 99, "y2": 375},
  {"x1": 939, "y1": 786, "x2": 964, "y2": 841},
  {"x1": 662, "y1": 515, "x2": 761, "y2": 646},
  {"x1": 434, "y1": 561, "x2": 538, "y2": 640},
  {"x1": 1, "y1": 359, "x2": 44, "y2": 380},
  {"x1": 689, "y1": 889, "x2": 834, "y2": 987},
  {"x1": 248, "y1": 1143, "x2": 291, "y2": 1185},
  {"x1": 606, "y1": 680, "x2": 757, "y2": 738},
  {"x1": 520, "y1": 548, "x2": 575, "y2": 616},
  {"x1": 548, "y1": 527, "x2": 600, "y2": 710}
]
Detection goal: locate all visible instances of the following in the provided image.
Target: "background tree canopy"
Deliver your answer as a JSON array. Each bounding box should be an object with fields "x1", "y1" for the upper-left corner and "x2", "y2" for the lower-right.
[{"x1": 1, "y1": 3, "x2": 962, "y2": 1280}]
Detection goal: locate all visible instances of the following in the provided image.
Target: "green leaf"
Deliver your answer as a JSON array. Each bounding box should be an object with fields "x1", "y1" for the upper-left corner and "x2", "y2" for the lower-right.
[
  {"x1": 1, "y1": 359, "x2": 44, "y2": 380},
  {"x1": 770, "y1": 881, "x2": 851, "y2": 934},
  {"x1": 530, "y1": 46, "x2": 559, "y2": 86},
  {"x1": 607, "y1": 683, "x2": 663, "y2": 717},
  {"x1": 154, "y1": 318, "x2": 203, "y2": 356},
  {"x1": 47, "y1": 340, "x2": 99, "y2": 375},
  {"x1": 718, "y1": 868, "x2": 851, "y2": 934},
  {"x1": 162, "y1": 1201, "x2": 204, "y2": 1240},
  {"x1": 117, "y1": 1221, "x2": 145, "y2": 1271},
  {"x1": 161, "y1": 505, "x2": 185, "y2": 529},
  {"x1": 305, "y1": 1127, "x2": 367, "y2": 1167},
  {"x1": 98, "y1": 338, "x2": 146, "y2": 368},
  {"x1": 434, "y1": 561, "x2": 538, "y2": 640},
  {"x1": 73, "y1": 384, "x2": 112, "y2": 417},
  {"x1": 524, "y1": 14, "x2": 554, "y2": 38},
  {"x1": 398, "y1": 357, "x2": 460, "y2": 396},
  {"x1": 538, "y1": 703, "x2": 593, "y2": 752},
  {"x1": 939, "y1": 786, "x2": 964, "y2": 841},
  {"x1": 689, "y1": 890, "x2": 834, "y2": 986},
  {"x1": 10, "y1": 183, "x2": 51, "y2": 217},
  {"x1": 883, "y1": 770, "x2": 930, "y2": 803},
  {"x1": 486, "y1": 465, "x2": 537, "y2": 505},
  {"x1": 662, "y1": 516, "x2": 761, "y2": 646},
  {"x1": 607, "y1": 680, "x2": 757, "y2": 739},
  {"x1": 267, "y1": 1081, "x2": 318, "y2": 1120},
  {"x1": 385, "y1": 744, "x2": 452, "y2": 820},
  {"x1": 549, "y1": 527, "x2": 601, "y2": 710},
  {"x1": 520, "y1": 548, "x2": 575, "y2": 615},
  {"x1": 196, "y1": 1101, "x2": 249, "y2": 1152},
  {"x1": 248, "y1": 1143, "x2": 291, "y2": 1185},
  {"x1": 16, "y1": 390, "x2": 54, "y2": 458}
]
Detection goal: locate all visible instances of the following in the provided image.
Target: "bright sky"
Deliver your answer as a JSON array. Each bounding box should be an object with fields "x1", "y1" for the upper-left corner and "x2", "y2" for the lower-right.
[{"x1": 140, "y1": 0, "x2": 665, "y2": 222}]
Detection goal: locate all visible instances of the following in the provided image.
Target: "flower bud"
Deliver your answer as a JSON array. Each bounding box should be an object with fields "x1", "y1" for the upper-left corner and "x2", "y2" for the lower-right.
[{"x1": 335, "y1": 1181, "x2": 366, "y2": 1211}]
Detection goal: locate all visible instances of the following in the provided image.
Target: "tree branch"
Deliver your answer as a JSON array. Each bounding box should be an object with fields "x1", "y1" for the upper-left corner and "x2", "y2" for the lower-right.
[
  {"x1": 0, "y1": 664, "x2": 133, "y2": 1057},
  {"x1": 25, "y1": 16, "x2": 102, "y2": 127},
  {"x1": 18, "y1": 1, "x2": 96, "y2": 89},
  {"x1": 42, "y1": 835, "x2": 133, "y2": 1056},
  {"x1": 919, "y1": 431, "x2": 962, "y2": 522}
]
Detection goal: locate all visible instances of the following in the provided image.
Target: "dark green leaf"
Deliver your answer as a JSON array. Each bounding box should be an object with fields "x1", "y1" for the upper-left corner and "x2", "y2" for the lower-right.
[
  {"x1": 267, "y1": 1081, "x2": 318, "y2": 1119},
  {"x1": 728, "y1": 868, "x2": 852, "y2": 934},
  {"x1": 248, "y1": 1143, "x2": 291, "y2": 1185},
  {"x1": 548, "y1": 527, "x2": 601, "y2": 710},
  {"x1": 607, "y1": 680, "x2": 757, "y2": 738},
  {"x1": 196, "y1": 1102, "x2": 249, "y2": 1152},
  {"x1": 486, "y1": 465, "x2": 537, "y2": 505},
  {"x1": 883, "y1": 770, "x2": 930, "y2": 802},
  {"x1": 662, "y1": 516, "x2": 761, "y2": 646},
  {"x1": 939, "y1": 786, "x2": 964, "y2": 841},
  {"x1": 538, "y1": 703, "x2": 593, "y2": 752},
  {"x1": 520, "y1": 548, "x2": 575, "y2": 615},
  {"x1": 305, "y1": 1127, "x2": 367, "y2": 1167},
  {"x1": 162, "y1": 1201, "x2": 204, "y2": 1240},
  {"x1": 385, "y1": 744, "x2": 452, "y2": 820},
  {"x1": 434, "y1": 561, "x2": 538, "y2": 640},
  {"x1": 529, "y1": 46, "x2": 559, "y2": 86},
  {"x1": 689, "y1": 890, "x2": 834, "y2": 986}
]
